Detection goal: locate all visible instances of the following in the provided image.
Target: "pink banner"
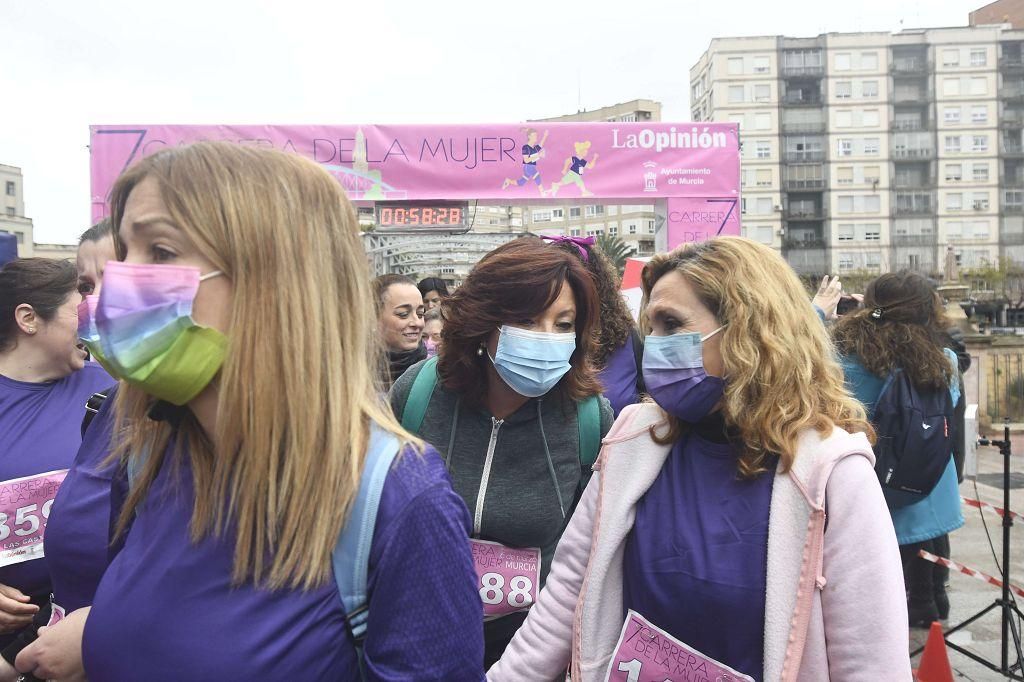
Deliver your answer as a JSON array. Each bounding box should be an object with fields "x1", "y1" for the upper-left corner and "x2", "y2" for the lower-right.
[
  {"x1": 0, "y1": 469, "x2": 68, "y2": 568},
  {"x1": 665, "y1": 197, "x2": 741, "y2": 250},
  {"x1": 90, "y1": 124, "x2": 739, "y2": 221}
]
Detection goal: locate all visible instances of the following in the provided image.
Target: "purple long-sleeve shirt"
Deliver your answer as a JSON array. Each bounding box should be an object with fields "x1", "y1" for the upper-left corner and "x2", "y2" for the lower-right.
[
  {"x1": 44, "y1": 384, "x2": 117, "y2": 612},
  {"x1": 83, "y1": 438, "x2": 485, "y2": 681}
]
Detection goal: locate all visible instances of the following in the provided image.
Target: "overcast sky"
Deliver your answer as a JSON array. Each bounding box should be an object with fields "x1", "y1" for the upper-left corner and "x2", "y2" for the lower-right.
[{"x1": 1, "y1": 0, "x2": 983, "y2": 244}]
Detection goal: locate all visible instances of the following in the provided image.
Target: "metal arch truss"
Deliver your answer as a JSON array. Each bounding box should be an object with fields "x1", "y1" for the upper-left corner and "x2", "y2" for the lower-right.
[{"x1": 361, "y1": 232, "x2": 526, "y2": 276}]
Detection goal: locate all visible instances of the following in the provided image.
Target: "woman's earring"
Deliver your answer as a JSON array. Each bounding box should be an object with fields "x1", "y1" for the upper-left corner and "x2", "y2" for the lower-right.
[{"x1": 477, "y1": 345, "x2": 485, "y2": 357}]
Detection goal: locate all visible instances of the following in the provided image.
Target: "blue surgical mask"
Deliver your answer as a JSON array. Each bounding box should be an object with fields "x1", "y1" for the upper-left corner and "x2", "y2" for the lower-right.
[
  {"x1": 489, "y1": 325, "x2": 576, "y2": 398},
  {"x1": 642, "y1": 326, "x2": 726, "y2": 422}
]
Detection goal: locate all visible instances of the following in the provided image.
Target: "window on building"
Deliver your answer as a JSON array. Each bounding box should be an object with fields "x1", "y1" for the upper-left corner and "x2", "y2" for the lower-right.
[
  {"x1": 836, "y1": 166, "x2": 854, "y2": 184},
  {"x1": 532, "y1": 210, "x2": 551, "y2": 222},
  {"x1": 754, "y1": 113, "x2": 770, "y2": 130},
  {"x1": 837, "y1": 139, "x2": 853, "y2": 157},
  {"x1": 756, "y1": 197, "x2": 773, "y2": 214},
  {"x1": 973, "y1": 192, "x2": 989, "y2": 210},
  {"x1": 838, "y1": 224, "x2": 855, "y2": 241},
  {"x1": 970, "y1": 49, "x2": 987, "y2": 67},
  {"x1": 866, "y1": 195, "x2": 881, "y2": 212},
  {"x1": 754, "y1": 84, "x2": 771, "y2": 102},
  {"x1": 753, "y1": 56, "x2": 770, "y2": 73},
  {"x1": 972, "y1": 135, "x2": 988, "y2": 152},
  {"x1": 971, "y1": 106, "x2": 987, "y2": 123},
  {"x1": 740, "y1": 198, "x2": 747, "y2": 214},
  {"x1": 864, "y1": 138, "x2": 880, "y2": 155},
  {"x1": 756, "y1": 226, "x2": 773, "y2": 244},
  {"x1": 756, "y1": 141, "x2": 771, "y2": 159},
  {"x1": 947, "y1": 221, "x2": 963, "y2": 239},
  {"x1": 4, "y1": 182, "x2": 13, "y2": 197},
  {"x1": 836, "y1": 110, "x2": 853, "y2": 128},
  {"x1": 864, "y1": 165, "x2": 881, "y2": 184},
  {"x1": 609, "y1": 226, "x2": 618, "y2": 236},
  {"x1": 627, "y1": 223, "x2": 637, "y2": 234},
  {"x1": 585, "y1": 205, "x2": 604, "y2": 217},
  {"x1": 863, "y1": 110, "x2": 880, "y2": 127},
  {"x1": 863, "y1": 224, "x2": 881, "y2": 241},
  {"x1": 835, "y1": 81, "x2": 852, "y2": 99},
  {"x1": 755, "y1": 169, "x2": 772, "y2": 186},
  {"x1": 944, "y1": 107, "x2": 961, "y2": 124},
  {"x1": 646, "y1": 220, "x2": 656, "y2": 234},
  {"x1": 728, "y1": 85, "x2": 745, "y2": 103},
  {"x1": 570, "y1": 228, "x2": 581, "y2": 236},
  {"x1": 728, "y1": 58, "x2": 744, "y2": 75},
  {"x1": 835, "y1": 53, "x2": 851, "y2": 71},
  {"x1": 4, "y1": 207, "x2": 14, "y2": 217},
  {"x1": 838, "y1": 253, "x2": 854, "y2": 270},
  {"x1": 946, "y1": 163, "x2": 963, "y2": 181},
  {"x1": 728, "y1": 113, "x2": 745, "y2": 129},
  {"x1": 943, "y1": 49, "x2": 960, "y2": 67},
  {"x1": 861, "y1": 52, "x2": 878, "y2": 70},
  {"x1": 569, "y1": 207, "x2": 581, "y2": 218},
  {"x1": 551, "y1": 208, "x2": 564, "y2": 219},
  {"x1": 837, "y1": 195, "x2": 879, "y2": 213},
  {"x1": 945, "y1": 135, "x2": 962, "y2": 153},
  {"x1": 947, "y1": 193, "x2": 963, "y2": 211},
  {"x1": 973, "y1": 221, "x2": 990, "y2": 239},
  {"x1": 943, "y1": 78, "x2": 961, "y2": 96},
  {"x1": 973, "y1": 163, "x2": 989, "y2": 182},
  {"x1": 866, "y1": 252, "x2": 882, "y2": 268},
  {"x1": 862, "y1": 80, "x2": 879, "y2": 98},
  {"x1": 970, "y1": 78, "x2": 987, "y2": 96}
]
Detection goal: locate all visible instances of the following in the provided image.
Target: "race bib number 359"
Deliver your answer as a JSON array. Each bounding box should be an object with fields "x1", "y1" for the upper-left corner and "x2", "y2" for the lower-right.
[
  {"x1": 470, "y1": 539, "x2": 540, "y2": 619},
  {"x1": 605, "y1": 611, "x2": 755, "y2": 682},
  {"x1": 0, "y1": 470, "x2": 68, "y2": 568}
]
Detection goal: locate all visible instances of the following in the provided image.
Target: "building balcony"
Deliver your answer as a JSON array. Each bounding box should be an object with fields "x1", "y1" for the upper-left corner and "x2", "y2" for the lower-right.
[
  {"x1": 1005, "y1": 88, "x2": 1024, "y2": 103},
  {"x1": 782, "y1": 238, "x2": 827, "y2": 250},
  {"x1": 894, "y1": 204, "x2": 935, "y2": 216},
  {"x1": 892, "y1": 234, "x2": 937, "y2": 247},
  {"x1": 892, "y1": 147, "x2": 935, "y2": 160},
  {"x1": 1001, "y1": 112, "x2": 1024, "y2": 129},
  {"x1": 783, "y1": 150, "x2": 826, "y2": 162},
  {"x1": 1004, "y1": 143, "x2": 1024, "y2": 157},
  {"x1": 892, "y1": 91, "x2": 932, "y2": 105},
  {"x1": 891, "y1": 119, "x2": 933, "y2": 132},
  {"x1": 782, "y1": 177, "x2": 827, "y2": 191},
  {"x1": 784, "y1": 207, "x2": 827, "y2": 220},
  {"x1": 894, "y1": 176, "x2": 937, "y2": 190},
  {"x1": 781, "y1": 64, "x2": 825, "y2": 79},
  {"x1": 1000, "y1": 56, "x2": 1024, "y2": 74},
  {"x1": 781, "y1": 121, "x2": 826, "y2": 135},
  {"x1": 1004, "y1": 203, "x2": 1024, "y2": 214},
  {"x1": 782, "y1": 94, "x2": 823, "y2": 107},
  {"x1": 890, "y1": 58, "x2": 929, "y2": 74}
]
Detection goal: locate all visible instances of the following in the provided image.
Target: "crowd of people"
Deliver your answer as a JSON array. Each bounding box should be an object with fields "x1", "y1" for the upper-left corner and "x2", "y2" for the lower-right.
[{"x1": 0, "y1": 141, "x2": 968, "y2": 681}]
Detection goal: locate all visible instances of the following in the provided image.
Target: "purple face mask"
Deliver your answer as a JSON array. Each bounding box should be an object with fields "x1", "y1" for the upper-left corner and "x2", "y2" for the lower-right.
[{"x1": 641, "y1": 326, "x2": 725, "y2": 423}]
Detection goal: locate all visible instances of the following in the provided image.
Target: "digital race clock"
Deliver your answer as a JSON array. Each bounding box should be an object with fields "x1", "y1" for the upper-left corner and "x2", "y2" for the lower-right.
[{"x1": 374, "y1": 201, "x2": 470, "y2": 232}]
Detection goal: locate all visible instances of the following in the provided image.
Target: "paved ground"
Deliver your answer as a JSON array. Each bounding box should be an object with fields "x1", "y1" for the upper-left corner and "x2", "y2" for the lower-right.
[{"x1": 908, "y1": 433, "x2": 1024, "y2": 679}]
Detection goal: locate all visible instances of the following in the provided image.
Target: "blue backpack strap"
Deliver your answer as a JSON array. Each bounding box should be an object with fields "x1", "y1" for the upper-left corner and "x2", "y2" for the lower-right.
[
  {"x1": 872, "y1": 370, "x2": 900, "y2": 420},
  {"x1": 400, "y1": 357, "x2": 439, "y2": 434},
  {"x1": 576, "y1": 396, "x2": 601, "y2": 494},
  {"x1": 333, "y1": 423, "x2": 402, "y2": 674}
]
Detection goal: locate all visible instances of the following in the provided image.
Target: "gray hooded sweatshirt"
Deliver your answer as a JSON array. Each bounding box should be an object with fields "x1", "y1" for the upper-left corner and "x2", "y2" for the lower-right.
[{"x1": 389, "y1": 359, "x2": 613, "y2": 663}]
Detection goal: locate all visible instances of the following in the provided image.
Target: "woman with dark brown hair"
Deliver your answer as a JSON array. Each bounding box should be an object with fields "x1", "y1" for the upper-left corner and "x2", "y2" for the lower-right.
[
  {"x1": 832, "y1": 270, "x2": 963, "y2": 629},
  {"x1": 389, "y1": 236, "x2": 614, "y2": 667},
  {"x1": 544, "y1": 235, "x2": 642, "y2": 416}
]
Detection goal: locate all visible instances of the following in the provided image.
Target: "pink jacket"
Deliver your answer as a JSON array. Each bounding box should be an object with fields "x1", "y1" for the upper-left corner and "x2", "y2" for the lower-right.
[{"x1": 488, "y1": 403, "x2": 911, "y2": 681}]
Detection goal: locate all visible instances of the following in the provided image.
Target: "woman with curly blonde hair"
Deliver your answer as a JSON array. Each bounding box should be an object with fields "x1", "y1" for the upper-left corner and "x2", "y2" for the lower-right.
[{"x1": 489, "y1": 237, "x2": 911, "y2": 682}]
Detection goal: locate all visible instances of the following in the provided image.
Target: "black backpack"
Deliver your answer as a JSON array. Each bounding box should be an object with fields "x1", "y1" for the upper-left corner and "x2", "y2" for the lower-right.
[{"x1": 871, "y1": 369, "x2": 955, "y2": 508}]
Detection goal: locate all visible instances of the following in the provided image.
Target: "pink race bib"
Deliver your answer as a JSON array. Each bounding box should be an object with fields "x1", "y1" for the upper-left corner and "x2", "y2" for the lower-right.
[
  {"x1": 0, "y1": 469, "x2": 68, "y2": 568},
  {"x1": 47, "y1": 600, "x2": 66, "y2": 627},
  {"x1": 470, "y1": 539, "x2": 540, "y2": 619},
  {"x1": 605, "y1": 611, "x2": 755, "y2": 682}
]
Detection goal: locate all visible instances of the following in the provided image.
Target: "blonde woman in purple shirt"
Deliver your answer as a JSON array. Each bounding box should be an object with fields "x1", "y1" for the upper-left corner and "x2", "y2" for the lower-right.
[{"x1": 15, "y1": 142, "x2": 484, "y2": 682}]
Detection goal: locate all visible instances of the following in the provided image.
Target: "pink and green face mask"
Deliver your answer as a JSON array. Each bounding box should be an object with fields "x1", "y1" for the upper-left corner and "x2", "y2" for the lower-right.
[{"x1": 78, "y1": 261, "x2": 228, "y2": 406}]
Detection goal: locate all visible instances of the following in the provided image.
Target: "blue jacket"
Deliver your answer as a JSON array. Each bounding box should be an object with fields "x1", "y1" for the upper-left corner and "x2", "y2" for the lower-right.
[{"x1": 840, "y1": 349, "x2": 964, "y2": 545}]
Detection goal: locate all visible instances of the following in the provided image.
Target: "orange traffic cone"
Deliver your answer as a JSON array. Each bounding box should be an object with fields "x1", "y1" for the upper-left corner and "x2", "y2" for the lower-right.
[{"x1": 916, "y1": 621, "x2": 954, "y2": 682}]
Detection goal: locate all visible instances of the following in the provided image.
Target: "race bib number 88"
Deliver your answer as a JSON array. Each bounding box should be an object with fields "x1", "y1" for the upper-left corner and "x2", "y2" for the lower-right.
[
  {"x1": 470, "y1": 539, "x2": 540, "y2": 619},
  {"x1": 0, "y1": 470, "x2": 68, "y2": 568}
]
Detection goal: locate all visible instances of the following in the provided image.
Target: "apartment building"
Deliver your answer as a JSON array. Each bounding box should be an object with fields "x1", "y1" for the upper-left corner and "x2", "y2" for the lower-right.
[
  {"x1": 690, "y1": 24, "x2": 1024, "y2": 278},
  {"x1": 521, "y1": 100, "x2": 662, "y2": 256},
  {"x1": 0, "y1": 165, "x2": 35, "y2": 257}
]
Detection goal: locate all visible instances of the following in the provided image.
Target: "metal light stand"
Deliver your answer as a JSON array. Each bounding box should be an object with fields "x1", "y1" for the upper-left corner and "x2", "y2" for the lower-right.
[{"x1": 912, "y1": 419, "x2": 1024, "y2": 679}]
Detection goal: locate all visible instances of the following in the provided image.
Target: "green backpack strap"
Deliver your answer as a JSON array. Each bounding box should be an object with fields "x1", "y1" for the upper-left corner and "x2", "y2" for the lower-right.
[
  {"x1": 400, "y1": 357, "x2": 439, "y2": 434},
  {"x1": 577, "y1": 395, "x2": 601, "y2": 470}
]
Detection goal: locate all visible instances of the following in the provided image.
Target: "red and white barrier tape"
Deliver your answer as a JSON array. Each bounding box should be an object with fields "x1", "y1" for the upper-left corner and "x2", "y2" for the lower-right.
[
  {"x1": 918, "y1": 550, "x2": 1024, "y2": 599},
  {"x1": 961, "y1": 496, "x2": 1020, "y2": 521}
]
